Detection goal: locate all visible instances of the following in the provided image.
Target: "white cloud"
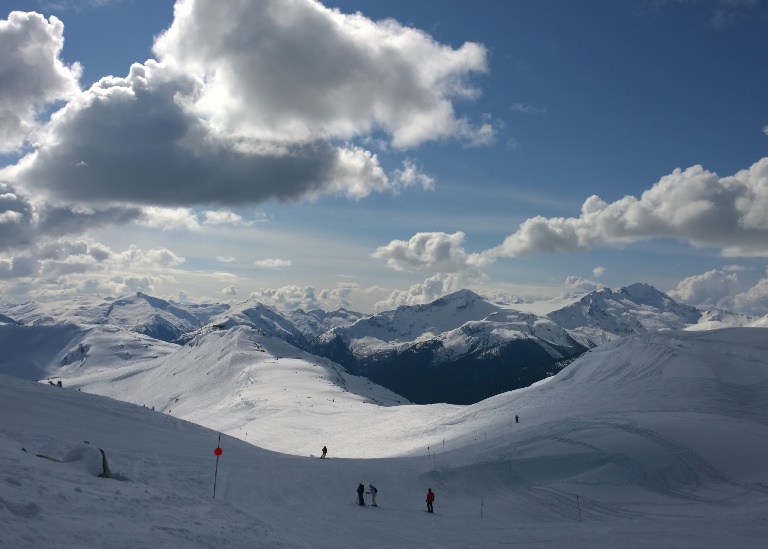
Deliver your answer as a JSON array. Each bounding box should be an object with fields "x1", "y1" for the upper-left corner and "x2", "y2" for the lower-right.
[
  {"x1": 110, "y1": 274, "x2": 156, "y2": 295},
  {"x1": 251, "y1": 285, "x2": 318, "y2": 311},
  {"x1": 733, "y1": 267, "x2": 768, "y2": 314},
  {"x1": 0, "y1": 11, "x2": 81, "y2": 152},
  {"x1": 722, "y1": 264, "x2": 752, "y2": 272},
  {"x1": 250, "y1": 282, "x2": 358, "y2": 311},
  {"x1": 154, "y1": 0, "x2": 491, "y2": 149},
  {"x1": 211, "y1": 271, "x2": 238, "y2": 280},
  {"x1": 392, "y1": 160, "x2": 435, "y2": 191},
  {"x1": 254, "y1": 258, "x2": 292, "y2": 269},
  {"x1": 510, "y1": 102, "x2": 546, "y2": 115},
  {"x1": 0, "y1": 238, "x2": 191, "y2": 303},
  {"x1": 0, "y1": 0, "x2": 493, "y2": 235},
  {"x1": 371, "y1": 231, "x2": 494, "y2": 310},
  {"x1": 202, "y1": 208, "x2": 248, "y2": 226},
  {"x1": 668, "y1": 269, "x2": 738, "y2": 308},
  {"x1": 563, "y1": 276, "x2": 606, "y2": 295},
  {"x1": 21, "y1": 276, "x2": 126, "y2": 301},
  {"x1": 372, "y1": 231, "x2": 488, "y2": 273},
  {"x1": 373, "y1": 269, "x2": 487, "y2": 312},
  {"x1": 763, "y1": 125, "x2": 768, "y2": 137},
  {"x1": 481, "y1": 158, "x2": 768, "y2": 260},
  {"x1": 0, "y1": 210, "x2": 23, "y2": 224},
  {"x1": 220, "y1": 285, "x2": 238, "y2": 296},
  {"x1": 112, "y1": 245, "x2": 185, "y2": 268},
  {"x1": 592, "y1": 266, "x2": 606, "y2": 278},
  {"x1": 0, "y1": 238, "x2": 110, "y2": 281},
  {"x1": 140, "y1": 207, "x2": 201, "y2": 231},
  {"x1": 216, "y1": 256, "x2": 236, "y2": 263},
  {"x1": 317, "y1": 283, "x2": 357, "y2": 310}
]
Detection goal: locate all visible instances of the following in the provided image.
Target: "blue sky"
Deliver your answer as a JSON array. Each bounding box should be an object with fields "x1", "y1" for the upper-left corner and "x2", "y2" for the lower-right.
[{"x1": 1, "y1": 0, "x2": 767, "y2": 314}]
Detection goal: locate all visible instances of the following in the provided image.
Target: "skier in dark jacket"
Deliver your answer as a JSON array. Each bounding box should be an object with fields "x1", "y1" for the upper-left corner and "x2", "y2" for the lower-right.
[
  {"x1": 357, "y1": 482, "x2": 366, "y2": 506},
  {"x1": 320, "y1": 445, "x2": 327, "y2": 458},
  {"x1": 426, "y1": 488, "x2": 435, "y2": 512}
]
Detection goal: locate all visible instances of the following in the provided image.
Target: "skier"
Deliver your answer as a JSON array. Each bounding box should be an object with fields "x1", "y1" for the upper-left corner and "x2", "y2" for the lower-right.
[
  {"x1": 515, "y1": 414, "x2": 519, "y2": 423},
  {"x1": 426, "y1": 488, "x2": 435, "y2": 513},
  {"x1": 357, "y1": 482, "x2": 366, "y2": 506},
  {"x1": 368, "y1": 484, "x2": 378, "y2": 506},
  {"x1": 320, "y1": 445, "x2": 327, "y2": 459}
]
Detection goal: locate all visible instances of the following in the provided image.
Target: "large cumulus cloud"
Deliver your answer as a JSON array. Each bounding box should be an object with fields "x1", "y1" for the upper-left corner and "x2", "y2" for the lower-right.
[
  {"x1": 668, "y1": 269, "x2": 738, "y2": 309},
  {"x1": 372, "y1": 231, "x2": 489, "y2": 273},
  {"x1": 2, "y1": 0, "x2": 491, "y2": 211},
  {"x1": 371, "y1": 159, "x2": 768, "y2": 311},
  {"x1": 733, "y1": 267, "x2": 768, "y2": 314},
  {"x1": 250, "y1": 282, "x2": 358, "y2": 311},
  {"x1": 480, "y1": 159, "x2": 768, "y2": 259},
  {"x1": 154, "y1": 0, "x2": 491, "y2": 149},
  {"x1": 372, "y1": 269, "x2": 487, "y2": 312},
  {"x1": 0, "y1": 11, "x2": 81, "y2": 152}
]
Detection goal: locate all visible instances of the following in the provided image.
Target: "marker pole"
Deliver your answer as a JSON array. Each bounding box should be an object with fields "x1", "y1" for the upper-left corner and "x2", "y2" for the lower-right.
[{"x1": 213, "y1": 433, "x2": 223, "y2": 498}]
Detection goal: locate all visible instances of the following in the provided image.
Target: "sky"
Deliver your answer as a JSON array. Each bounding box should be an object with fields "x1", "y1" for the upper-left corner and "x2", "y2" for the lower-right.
[
  {"x1": 2, "y1": 326, "x2": 768, "y2": 547},
  {"x1": 1, "y1": 0, "x2": 768, "y2": 314}
]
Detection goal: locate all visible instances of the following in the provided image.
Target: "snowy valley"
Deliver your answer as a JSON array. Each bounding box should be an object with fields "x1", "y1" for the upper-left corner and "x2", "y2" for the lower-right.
[{"x1": 2, "y1": 326, "x2": 768, "y2": 547}]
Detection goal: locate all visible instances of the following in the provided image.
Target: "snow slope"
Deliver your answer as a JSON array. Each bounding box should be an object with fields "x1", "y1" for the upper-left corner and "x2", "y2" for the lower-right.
[
  {"x1": 686, "y1": 307, "x2": 759, "y2": 331},
  {"x1": 2, "y1": 327, "x2": 767, "y2": 548},
  {"x1": 0, "y1": 322, "x2": 179, "y2": 382},
  {"x1": 65, "y1": 325, "x2": 414, "y2": 456}
]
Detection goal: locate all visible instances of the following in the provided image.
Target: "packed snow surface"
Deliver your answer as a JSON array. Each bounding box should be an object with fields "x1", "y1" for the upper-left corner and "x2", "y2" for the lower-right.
[{"x1": 2, "y1": 327, "x2": 768, "y2": 547}]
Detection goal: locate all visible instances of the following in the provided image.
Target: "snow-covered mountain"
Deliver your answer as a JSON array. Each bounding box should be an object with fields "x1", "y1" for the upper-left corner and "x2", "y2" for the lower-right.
[
  {"x1": 547, "y1": 283, "x2": 703, "y2": 346},
  {"x1": 288, "y1": 307, "x2": 366, "y2": 339},
  {"x1": 0, "y1": 293, "x2": 228, "y2": 343},
  {"x1": 62, "y1": 324, "x2": 410, "y2": 453},
  {"x1": 2, "y1": 327, "x2": 767, "y2": 547},
  {"x1": 0, "y1": 282, "x2": 763, "y2": 405},
  {"x1": 330, "y1": 289, "x2": 503, "y2": 346},
  {"x1": 689, "y1": 307, "x2": 759, "y2": 331},
  {"x1": 0, "y1": 320, "x2": 179, "y2": 381},
  {"x1": 752, "y1": 314, "x2": 768, "y2": 327},
  {"x1": 195, "y1": 299, "x2": 310, "y2": 349},
  {"x1": 312, "y1": 290, "x2": 587, "y2": 404}
]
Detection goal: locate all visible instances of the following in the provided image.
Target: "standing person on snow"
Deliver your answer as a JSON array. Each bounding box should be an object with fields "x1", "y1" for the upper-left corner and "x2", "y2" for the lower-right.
[
  {"x1": 357, "y1": 483, "x2": 366, "y2": 506},
  {"x1": 320, "y1": 445, "x2": 327, "y2": 458},
  {"x1": 515, "y1": 414, "x2": 519, "y2": 423},
  {"x1": 426, "y1": 488, "x2": 435, "y2": 513},
  {"x1": 368, "y1": 484, "x2": 378, "y2": 506}
]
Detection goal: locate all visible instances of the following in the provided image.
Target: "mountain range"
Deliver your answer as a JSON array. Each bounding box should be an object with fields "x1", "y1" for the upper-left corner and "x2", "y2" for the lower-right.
[{"x1": 0, "y1": 283, "x2": 764, "y2": 407}]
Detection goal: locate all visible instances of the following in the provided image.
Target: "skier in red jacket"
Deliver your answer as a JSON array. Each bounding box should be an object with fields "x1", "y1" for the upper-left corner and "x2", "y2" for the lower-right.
[{"x1": 426, "y1": 488, "x2": 435, "y2": 513}]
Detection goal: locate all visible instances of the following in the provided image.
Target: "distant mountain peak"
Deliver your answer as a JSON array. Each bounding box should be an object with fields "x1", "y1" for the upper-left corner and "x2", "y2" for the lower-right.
[
  {"x1": 547, "y1": 282, "x2": 702, "y2": 346},
  {"x1": 617, "y1": 282, "x2": 672, "y2": 305},
  {"x1": 437, "y1": 288, "x2": 483, "y2": 302},
  {"x1": 416, "y1": 289, "x2": 486, "y2": 312}
]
